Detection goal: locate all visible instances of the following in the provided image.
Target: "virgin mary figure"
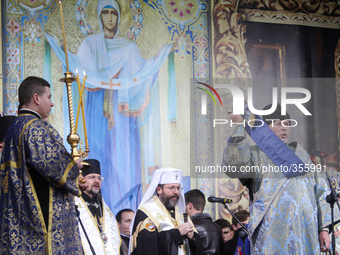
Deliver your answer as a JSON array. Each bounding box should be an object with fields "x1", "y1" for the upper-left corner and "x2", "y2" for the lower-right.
[{"x1": 45, "y1": 0, "x2": 175, "y2": 212}]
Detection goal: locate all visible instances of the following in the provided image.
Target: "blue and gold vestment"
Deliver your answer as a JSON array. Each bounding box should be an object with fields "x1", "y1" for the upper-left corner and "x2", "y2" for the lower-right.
[
  {"x1": 0, "y1": 111, "x2": 83, "y2": 254},
  {"x1": 223, "y1": 125, "x2": 340, "y2": 255},
  {"x1": 131, "y1": 195, "x2": 203, "y2": 255}
]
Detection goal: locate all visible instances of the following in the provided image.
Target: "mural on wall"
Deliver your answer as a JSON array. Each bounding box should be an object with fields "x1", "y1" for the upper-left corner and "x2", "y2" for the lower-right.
[
  {"x1": 3, "y1": 0, "x2": 210, "y2": 215},
  {"x1": 46, "y1": 0, "x2": 177, "y2": 214}
]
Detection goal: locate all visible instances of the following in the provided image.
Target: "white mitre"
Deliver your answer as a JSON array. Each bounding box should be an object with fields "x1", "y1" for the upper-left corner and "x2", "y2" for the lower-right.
[
  {"x1": 129, "y1": 167, "x2": 186, "y2": 244},
  {"x1": 139, "y1": 167, "x2": 185, "y2": 211}
]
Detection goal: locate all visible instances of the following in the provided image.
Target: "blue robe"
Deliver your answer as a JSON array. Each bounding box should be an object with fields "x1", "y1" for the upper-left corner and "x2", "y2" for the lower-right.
[
  {"x1": 0, "y1": 110, "x2": 83, "y2": 254},
  {"x1": 222, "y1": 125, "x2": 340, "y2": 254}
]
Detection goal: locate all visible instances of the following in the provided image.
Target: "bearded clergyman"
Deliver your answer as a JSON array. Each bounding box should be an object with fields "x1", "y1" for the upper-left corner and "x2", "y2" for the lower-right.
[
  {"x1": 75, "y1": 159, "x2": 120, "y2": 254},
  {"x1": 130, "y1": 167, "x2": 204, "y2": 255}
]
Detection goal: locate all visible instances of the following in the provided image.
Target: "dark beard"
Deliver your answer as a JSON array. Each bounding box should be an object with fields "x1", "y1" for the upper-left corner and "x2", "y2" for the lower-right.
[{"x1": 160, "y1": 194, "x2": 179, "y2": 207}]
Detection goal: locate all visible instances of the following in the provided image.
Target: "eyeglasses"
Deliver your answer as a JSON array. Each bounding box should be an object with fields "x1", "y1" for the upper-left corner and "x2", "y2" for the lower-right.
[
  {"x1": 86, "y1": 175, "x2": 104, "y2": 182},
  {"x1": 165, "y1": 186, "x2": 182, "y2": 192}
]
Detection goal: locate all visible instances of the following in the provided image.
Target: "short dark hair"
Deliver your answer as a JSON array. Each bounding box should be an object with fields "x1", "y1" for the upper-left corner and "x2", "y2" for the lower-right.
[
  {"x1": 184, "y1": 189, "x2": 206, "y2": 212},
  {"x1": 232, "y1": 210, "x2": 250, "y2": 226},
  {"x1": 116, "y1": 208, "x2": 134, "y2": 223},
  {"x1": 215, "y1": 219, "x2": 232, "y2": 230},
  {"x1": 18, "y1": 76, "x2": 50, "y2": 109}
]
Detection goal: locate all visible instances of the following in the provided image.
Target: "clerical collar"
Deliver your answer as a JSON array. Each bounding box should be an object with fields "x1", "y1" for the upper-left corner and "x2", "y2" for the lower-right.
[
  {"x1": 19, "y1": 109, "x2": 42, "y2": 119},
  {"x1": 82, "y1": 192, "x2": 102, "y2": 217},
  {"x1": 82, "y1": 192, "x2": 100, "y2": 203},
  {"x1": 166, "y1": 206, "x2": 175, "y2": 212},
  {"x1": 166, "y1": 206, "x2": 175, "y2": 219},
  {"x1": 82, "y1": 193, "x2": 102, "y2": 211}
]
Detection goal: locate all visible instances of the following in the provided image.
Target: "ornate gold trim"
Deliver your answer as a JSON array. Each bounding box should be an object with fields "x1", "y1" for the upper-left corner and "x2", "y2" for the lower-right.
[
  {"x1": 239, "y1": 0, "x2": 340, "y2": 15},
  {"x1": 48, "y1": 186, "x2": 53, "y2": 255},
  {"x1": 335, "y1": 39, "x2": 340, "y2": 152},
  {"x1": 27, "y1": 170, "x2": 48, "y2": 251},
  {"x1": 239, "y1": 9, "x2": 340, "y2": 29},
  {"x1": 78, "y1": 197, "x2": 107, "y2": 252}
]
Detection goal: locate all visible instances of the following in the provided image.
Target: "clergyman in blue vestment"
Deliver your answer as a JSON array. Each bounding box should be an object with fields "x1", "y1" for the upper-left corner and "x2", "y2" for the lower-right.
[{"x1": 222, "y1": 105, "x2": 340, "y2": 254}]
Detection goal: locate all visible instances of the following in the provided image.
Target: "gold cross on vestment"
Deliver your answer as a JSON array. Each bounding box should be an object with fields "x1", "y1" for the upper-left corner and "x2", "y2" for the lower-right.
[{"x1": 101, "y1": 79, "x2": 121, "y2": 89}]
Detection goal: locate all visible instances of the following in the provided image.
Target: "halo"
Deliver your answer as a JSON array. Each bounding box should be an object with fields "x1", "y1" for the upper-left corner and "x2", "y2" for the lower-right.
[
  {"x1": 19, "y1": 0, "x2": 48, "y2": 9},
  {"x1": 86, "y1": 0, "x2": 133, "y2": 37}
]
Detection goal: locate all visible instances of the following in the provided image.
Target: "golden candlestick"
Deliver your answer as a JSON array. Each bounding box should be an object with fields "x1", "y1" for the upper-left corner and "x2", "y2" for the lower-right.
[
  {"x1": 59, "y1": 73, "x2": 90, "y2": 180},
  {"x1": 59, "y1": 1, "x2": 69, "y2": 72},
  {"x1": 60, "y1": 73, "x2": 80, "y2": 159},
  {"x1": 59, "y1": 1, "x2": 89, "y2": 179}
]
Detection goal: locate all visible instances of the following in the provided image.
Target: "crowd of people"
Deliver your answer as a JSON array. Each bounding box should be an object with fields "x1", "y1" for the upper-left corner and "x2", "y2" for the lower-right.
[{"x1": 1, "y1": 76, "x2": 339, "y2": 255}]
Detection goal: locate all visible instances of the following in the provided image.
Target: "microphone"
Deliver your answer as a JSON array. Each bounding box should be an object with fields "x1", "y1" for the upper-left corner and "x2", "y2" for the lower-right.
[
  {"x1": 182, "y1": 212, "x2": 190, "y2": 255},
  {"x1": 311, "y1": 149, "x2": 329, "y2": 158},
  {"x1": 208, "y1": 196, "x2": 233, "y2": 204},
  {"x1": 183, "y1": 213, "x2": 188, "y2": 223}
]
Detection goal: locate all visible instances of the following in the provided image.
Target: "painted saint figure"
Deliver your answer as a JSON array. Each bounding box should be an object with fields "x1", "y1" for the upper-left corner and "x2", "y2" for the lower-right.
[{"x1": 46, "y1": 0, "x2": 174, "y2": 212}]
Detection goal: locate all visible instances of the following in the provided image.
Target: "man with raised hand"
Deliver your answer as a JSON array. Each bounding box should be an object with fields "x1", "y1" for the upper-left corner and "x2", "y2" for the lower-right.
[{"x1": 222, "y1": 104, "x2": 340, "y2": 254}]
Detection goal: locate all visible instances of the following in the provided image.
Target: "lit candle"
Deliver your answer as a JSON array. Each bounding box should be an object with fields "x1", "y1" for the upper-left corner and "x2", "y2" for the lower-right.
[
  {"x1": 75, "y1": 70, "x2": 88, "y2": 148},
  {"x1": 59, "y1": 1, "x2": 69, "y2": 72}
]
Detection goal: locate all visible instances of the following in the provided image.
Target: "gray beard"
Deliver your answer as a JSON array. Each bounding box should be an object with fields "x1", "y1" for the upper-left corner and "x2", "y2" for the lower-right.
[
  {"x1": 90, "y1": 187, "x2": 100, "y2": 196},
  {"x1": 161, "y1": 196, "x2": 179, "y2": 207},
  {"x1": 168, "y1": 199, "x2": 178, "y2": 207}
]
